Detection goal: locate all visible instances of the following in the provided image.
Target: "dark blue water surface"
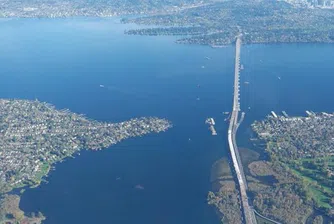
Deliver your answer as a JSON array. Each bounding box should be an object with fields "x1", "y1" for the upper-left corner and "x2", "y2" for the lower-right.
[
  {"x1": 0, "y1": 18, "x2": 232, "y2": 224},
  {"x1": 1, "y1": 18, "x2": 334, "y2": 224},
  {"x1": 238, "y1": 43, "x2": 334, "y2": 147}
]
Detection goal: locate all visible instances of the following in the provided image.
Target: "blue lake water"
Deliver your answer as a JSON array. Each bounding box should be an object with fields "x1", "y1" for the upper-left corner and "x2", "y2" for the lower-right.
[{"x1": 1, "y1": 17, "x2": 334, "y2": 224}]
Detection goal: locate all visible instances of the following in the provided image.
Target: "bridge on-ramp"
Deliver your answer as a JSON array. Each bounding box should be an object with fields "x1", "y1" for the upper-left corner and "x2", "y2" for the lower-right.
[{"x1": 227, "y1": 35, "x2": 257, "y2": 224}]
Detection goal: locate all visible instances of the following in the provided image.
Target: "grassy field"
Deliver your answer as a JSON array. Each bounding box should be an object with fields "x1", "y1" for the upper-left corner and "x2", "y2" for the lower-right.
[
  {"x1": 34, "y1": 163, "x2": 50, "y2": 182},
  {"x1": 288, "y1": 157, "x2": 333, "y2": 209}
]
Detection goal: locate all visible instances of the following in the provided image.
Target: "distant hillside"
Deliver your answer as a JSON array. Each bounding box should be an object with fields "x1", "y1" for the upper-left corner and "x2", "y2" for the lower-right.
[
  {"x1": 280, "y1": 0, "x2": 334, "y2": 8},
  {"x1": 124, "y1": 0, "x2": 334, "y2": 45},
  {"x1": 0, "y1": 0, "x2": 213, "y2": 17}
]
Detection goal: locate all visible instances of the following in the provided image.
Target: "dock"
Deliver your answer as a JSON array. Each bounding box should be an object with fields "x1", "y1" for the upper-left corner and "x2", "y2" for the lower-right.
[
  {"x1": 305, "y1": 110, "x2": 316, "y2": 116},
  {"x1": 206, "y1": 118, "x2": 217, "y2": 135},
  {"x1": 271, "y1": 111, "x2": 278, "y2": 118},
  {"x1": 209, "y1": 125, "x2": 217, "y2": 135}
]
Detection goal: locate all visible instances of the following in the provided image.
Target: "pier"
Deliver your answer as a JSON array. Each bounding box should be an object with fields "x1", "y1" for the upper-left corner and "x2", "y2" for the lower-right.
[
  {"x1": 271, "y1": 111, "x2": 278, "y2": 118},
  {"x1": 206, "y1": 118, "x2": 217, "y2": 135},
  {"x1": 282, "y1": 111, "x2": 289, "y2": 118}
]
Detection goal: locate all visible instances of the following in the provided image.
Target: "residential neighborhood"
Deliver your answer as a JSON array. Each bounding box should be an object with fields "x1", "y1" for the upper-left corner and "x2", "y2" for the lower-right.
[{"x1": 0, "y1": 99, "x2": 172, "y2": 194}]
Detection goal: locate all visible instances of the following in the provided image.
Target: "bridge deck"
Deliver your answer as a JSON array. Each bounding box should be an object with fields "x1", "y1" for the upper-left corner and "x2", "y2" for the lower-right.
[{"x1": 227, "y1": 36, "x2": 257, "y2": 224}]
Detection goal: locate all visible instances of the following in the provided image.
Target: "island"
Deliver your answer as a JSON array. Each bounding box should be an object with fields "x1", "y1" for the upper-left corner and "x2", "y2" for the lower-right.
[
  {"x1": 249, "y1": 111, "x2": 334, "y2": 223},
  {"x1": 0, "y1": 99, "x2": 172, "y2": 223}
]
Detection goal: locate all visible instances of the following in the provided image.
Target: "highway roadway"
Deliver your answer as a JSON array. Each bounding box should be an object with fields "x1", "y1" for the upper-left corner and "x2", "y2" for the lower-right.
[{"x1": 227, "y1": 35, "x2": 257, "y2": 224}]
